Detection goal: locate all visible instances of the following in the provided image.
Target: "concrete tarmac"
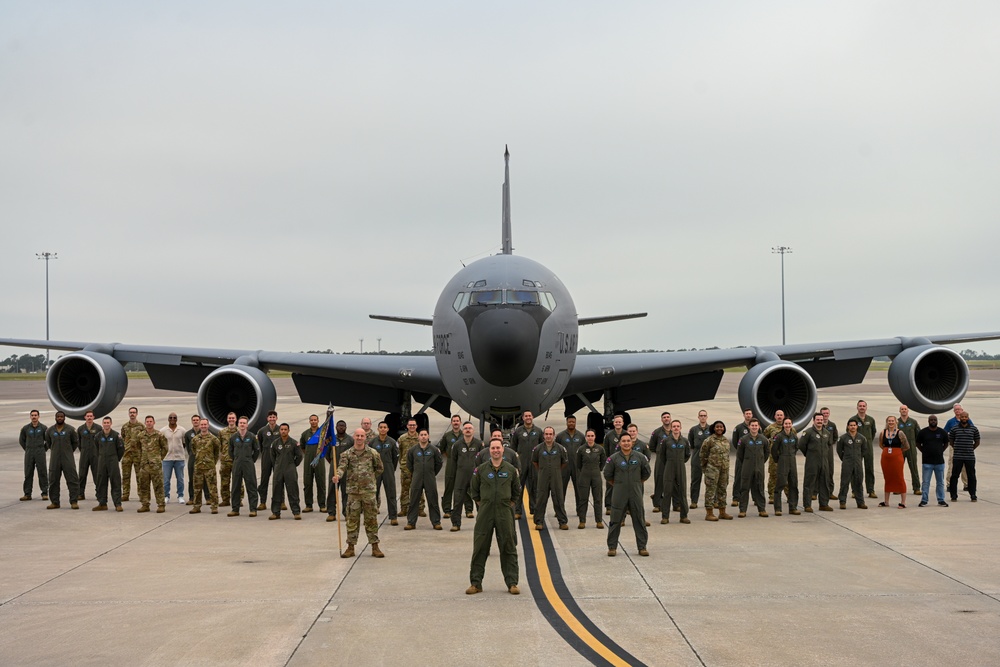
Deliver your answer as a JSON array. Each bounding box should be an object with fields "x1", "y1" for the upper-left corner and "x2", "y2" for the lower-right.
[{"x1": 1, "y1": 373, "x2": 997, "y2": 666}]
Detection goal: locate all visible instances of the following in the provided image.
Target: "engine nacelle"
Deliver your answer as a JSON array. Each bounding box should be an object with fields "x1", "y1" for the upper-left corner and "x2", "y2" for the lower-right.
[
  {"x1": 46, "y1": 351, "x2": 128, "y2": 418},
  {"x1": 888, "y1": 345, "x2": 969, "y2": 414},
  {"x1": 738, "y1": 360, "x2": 818, "y2": 432},
  {"x1": 196, "y1": 365, "x2": 276, "y2": 432}
]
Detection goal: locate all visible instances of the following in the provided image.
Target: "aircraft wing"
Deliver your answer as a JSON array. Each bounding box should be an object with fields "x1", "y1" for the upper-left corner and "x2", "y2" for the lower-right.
[
  {"x1": 562, "y1": 332, "x2": 1000, "y2": 427},
  {"x1": 0, "y1": 337, "x2": 448, "y2": 427}
]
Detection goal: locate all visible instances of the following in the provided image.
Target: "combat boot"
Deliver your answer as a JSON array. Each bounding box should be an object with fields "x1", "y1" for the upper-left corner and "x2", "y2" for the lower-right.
[
  {"x1": 680, "y1": 517, "x2": 691, "y2": 524},
  {"x1": 248, "y1": 511, "x2": 257, "y2": 518},
  {"x1": 19, "y1": 495, "x2": 31, "y2": 501},
  {"x1": 340, "y1": 544, "x2": 355, "y2": 558},
  {"x1": 758, "y1": 511, "x2": 768, "y2": 517},
  {"x1": 92, "y1": 504, "x2": 108, "y2": 511},
  {"x1": 790, "y1": 509, "x2": 801, "y2": 515},
  {"x1": 371, "y1": 543, "x2": 385, "y2": 558},
  {"x1": 326, "y1": 515, "x2": 336, "y2": 522},
  {"x1": 257, "y1": 503, "x2": 267, "y2": 511},
  {"x1": 115, "y1": 505, "x2": 123, "y2": 512},
  {"x1": 227, "y1": 510, "x2": 239, "y2": 517},
  {"x1": 596, "y1": 522, "x2": 604, "y2": 529},
  {"x1": 660, "y1": 517, "x2": 669, "y2": 524},
  {"x1": 705, "y1": 507, "x2": 718, "y2": 521},
  {"x1": 70, "y1": 502, "x2": 79, "y2": 510},
  {"x1": 189, "y1": 507, "x2": 201, "y2": 514},
  {"x1": 137, "y1": 505, "x2": 150, "y2": 513},
  {"x1": 737, "y1": 512, "x2": 747, "y2": 518},
  {"x1": 578, "y1": 522, "x2": 585, "y2": 529},
  {"x1": 156, "y1": 505, "x2": 165, "y2": 513},
  {"x1": 718, "y1": 508, "x2": 733, "y2": 520},
  {"x1": 46, "y1": 503, "x2": 60, "y2": 510},
  {"x1": 268, "y1": 514, "x2": 280, "y2": 520},
  {"x1": 690, "y1": 502, "x2": 698, "y2": 509}
]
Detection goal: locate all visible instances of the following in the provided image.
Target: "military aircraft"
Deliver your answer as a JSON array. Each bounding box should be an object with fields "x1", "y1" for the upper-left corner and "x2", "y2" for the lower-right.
[{"x1": 3, "y1": 148, "x2": 998, "y2": 434}]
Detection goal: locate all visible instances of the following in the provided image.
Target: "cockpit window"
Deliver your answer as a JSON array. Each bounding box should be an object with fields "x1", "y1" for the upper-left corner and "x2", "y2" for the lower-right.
[
  {"x1": 453, "y1": 289, "x2": 555, "y2": 311},
  {"x1": 540, "y1": 291, "x2": 556, "y2": 311},
  {"x1": 470, "y1": 290, "x2": 503, "y2": 306},
  {"x1": 453, "y1": 292, "x2": 471, "y2": 312},
  {"x1": 507, "y1": 290, "x2": 539, "y2": 306}
]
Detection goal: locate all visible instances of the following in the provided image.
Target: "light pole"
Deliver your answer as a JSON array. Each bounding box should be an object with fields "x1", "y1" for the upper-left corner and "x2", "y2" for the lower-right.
[
  {"x1": 377, "y1": 337, "x2": 382, "y2": 354},
  {"x1": 36, "y1": 252, "x2": 58, "y2": 371},
  {"x1": 359, "y1": 338, "x2": 364, "y2": 354},
  {"x1": 771, "y1": 246, "x2": 791, "y2": 345}
]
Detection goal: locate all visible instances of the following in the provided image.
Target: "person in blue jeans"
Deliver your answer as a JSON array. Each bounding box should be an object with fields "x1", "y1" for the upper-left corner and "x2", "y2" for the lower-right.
[
  {"x1": 160, "y1": 413, "x2": 187, "y2": 504},
  {"x1": 915, "y1": 415, "x2": 949, "y2": 507}
]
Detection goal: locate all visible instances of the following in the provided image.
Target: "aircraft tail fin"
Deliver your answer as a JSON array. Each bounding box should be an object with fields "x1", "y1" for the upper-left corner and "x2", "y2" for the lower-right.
[{"x1": 501, "y1": 145, "x2": 512, "y2": 255}]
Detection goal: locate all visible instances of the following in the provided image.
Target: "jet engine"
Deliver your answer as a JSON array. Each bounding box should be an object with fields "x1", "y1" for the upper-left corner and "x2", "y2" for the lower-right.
[
  {"x1": 196, "y1": 365, "x2": 276, "y2": 431},
  {"x1": 46, "y1": 351, "x2": 128, "y2": 418},
  {"x1": 738, "y1": 360, "x2": 818, "y2": 431},
  {"x1": 888, "y1": 345, "x2": 969, "y2": 414}
]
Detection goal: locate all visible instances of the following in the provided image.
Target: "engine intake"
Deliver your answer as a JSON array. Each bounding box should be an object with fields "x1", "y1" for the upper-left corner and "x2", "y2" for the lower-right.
[
  {"x1": 888, "y1": 345, "x2": 969, "y2": 413},
  {"x1": 46, "y1": 351, "x2": 128, "y2": 418},
  {"x1": 196, "y1": 365, "x2": 276, "y2": 432},
  {"x1": 738, "y1": 360, "x2": 818, "y2": 431}
]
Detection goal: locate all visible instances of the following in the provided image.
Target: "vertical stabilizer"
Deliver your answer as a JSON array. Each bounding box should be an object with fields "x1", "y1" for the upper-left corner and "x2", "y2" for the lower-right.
[{"x1": 501, "y1": 145, "x2": 512, "y2": 255}]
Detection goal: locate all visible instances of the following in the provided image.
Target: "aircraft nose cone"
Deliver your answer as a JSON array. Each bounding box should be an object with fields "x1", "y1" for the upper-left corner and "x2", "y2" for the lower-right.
[{"x1": 469, "y1": 308, "x2": 540, "y2": 387}]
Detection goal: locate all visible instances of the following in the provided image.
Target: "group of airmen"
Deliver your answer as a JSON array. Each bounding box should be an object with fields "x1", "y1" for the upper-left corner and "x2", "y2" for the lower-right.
[{"x1": 18, "y1": 399, "x2": 981, "y2": 591}]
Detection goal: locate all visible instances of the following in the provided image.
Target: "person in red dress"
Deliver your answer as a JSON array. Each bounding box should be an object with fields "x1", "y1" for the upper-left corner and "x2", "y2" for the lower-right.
[{"x1": 878, "y1": 415, "x2": 910, "y2": 508}]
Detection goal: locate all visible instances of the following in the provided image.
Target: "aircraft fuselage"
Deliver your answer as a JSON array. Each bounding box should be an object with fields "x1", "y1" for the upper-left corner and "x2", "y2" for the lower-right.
[{"x1": 432, "y1": 254, "x2": 578, "y2": 421}]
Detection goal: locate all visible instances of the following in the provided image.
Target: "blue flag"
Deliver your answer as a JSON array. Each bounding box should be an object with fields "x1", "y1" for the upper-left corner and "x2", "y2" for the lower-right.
[{"x1": 309, "y1": 412, "x2": 334, "y2": 467}]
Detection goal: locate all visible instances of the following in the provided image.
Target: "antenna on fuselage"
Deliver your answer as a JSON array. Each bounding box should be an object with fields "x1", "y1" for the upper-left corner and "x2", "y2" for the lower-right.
[{"x1": 501, "y1": 145, "x2": 512, "y2": 255}]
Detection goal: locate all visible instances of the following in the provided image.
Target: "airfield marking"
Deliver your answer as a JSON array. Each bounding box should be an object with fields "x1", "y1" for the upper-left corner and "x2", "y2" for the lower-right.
[{"x1": 520, "y1": 490, "x2": 647, "y2": 667}]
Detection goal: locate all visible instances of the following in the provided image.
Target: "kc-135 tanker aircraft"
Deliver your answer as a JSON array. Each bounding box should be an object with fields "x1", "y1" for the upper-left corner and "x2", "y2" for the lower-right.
[{"x1": 4, "y1": 149, "x2": 998, "y2": 434}]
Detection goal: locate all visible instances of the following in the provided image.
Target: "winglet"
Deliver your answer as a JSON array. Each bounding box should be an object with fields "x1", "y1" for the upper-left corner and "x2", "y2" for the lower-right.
[{"x1": 501, "y1": 146, "x2": 512, "y2": 255}]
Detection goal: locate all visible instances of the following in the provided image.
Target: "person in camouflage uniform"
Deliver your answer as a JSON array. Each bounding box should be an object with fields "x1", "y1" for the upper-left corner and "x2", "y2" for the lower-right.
[
  {"x1": 397, "y1": 418, "x2": 423, "y2": 518},
  {"x1": 332, "y1": 428, "x2": 384, "y2": 558},
  {"x1": 700, "y1": 421, "x2": 732, "y2": 521},
  {"x1": 216, "y1": 412, "x2": 238, "y2": 507},
  {"x1": 120, "y1": 407, "x2": 144, "y2": 502},
  {"x1": 762, "y1": 410, "x2": 786, "y2": 504},
  {"x1": 76, "y1": 411, "x2": 101, "y2": 501},
  {"x1": 188, "y1": 418, "x2": 220, "y2": 514},
  {"x1": 136, "y1": 415, "x2": 168, "y2": 513},
  {"x1": 46, "y1": 411, "x2": 81, "y2": 509},
  {"x1": 334, "y1": 428, "x2": 385, "y2": 558},
  {"x1": 770, "y1": 418, "x2": 800, "y2": 516},
  {"x1": 93, "y1": 417, "x2": 125, "y2": 511},
  {"x1": 19, "y1": 409, "x2": 48, "y2": 501}
]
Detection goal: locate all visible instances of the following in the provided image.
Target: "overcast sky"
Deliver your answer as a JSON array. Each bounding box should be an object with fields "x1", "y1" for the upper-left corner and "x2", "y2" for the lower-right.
[{"x1": 2, "y1": 2, "x2": 999, "y2": 361}]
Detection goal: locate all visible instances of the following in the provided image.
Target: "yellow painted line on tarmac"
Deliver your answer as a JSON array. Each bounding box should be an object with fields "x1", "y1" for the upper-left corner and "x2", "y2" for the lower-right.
[{"x1": 523, "y1": 489, "x2": 635, "y2": 667}]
